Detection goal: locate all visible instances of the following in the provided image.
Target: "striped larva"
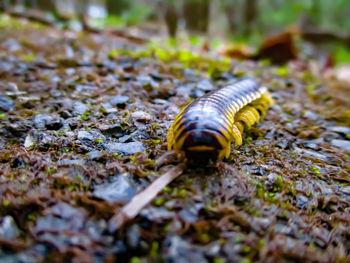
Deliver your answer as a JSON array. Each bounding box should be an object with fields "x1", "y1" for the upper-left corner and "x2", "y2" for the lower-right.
[{"x1": 167, "y1": 77, "x2": 274, "y2": 161}]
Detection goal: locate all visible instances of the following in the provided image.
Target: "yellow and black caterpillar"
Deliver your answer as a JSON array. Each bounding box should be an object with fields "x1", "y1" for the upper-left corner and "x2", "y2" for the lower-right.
[{"x1": 167, "y1": 77, "x2": 274, "y2": 161}]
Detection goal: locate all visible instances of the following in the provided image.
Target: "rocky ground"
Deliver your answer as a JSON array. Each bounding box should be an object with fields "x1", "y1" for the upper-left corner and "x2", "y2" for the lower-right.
[{"x1": 0, "y1": 16, "x2": 350, "y2": 263}]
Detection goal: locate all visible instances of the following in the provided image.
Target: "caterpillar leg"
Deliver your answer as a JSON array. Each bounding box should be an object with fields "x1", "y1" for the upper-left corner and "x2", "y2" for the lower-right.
[
  {"x1": 250, "y1": 92, "x2": 273, "y2": 116},
  {"x1": 261, "y1": 92, "x2": 274, "y2": 106},
  {"x1": 235, "y1": 110, "x2": 256, "y2": 129},
  {"x1": 244, "y1": 110, "x2": 257, "y2": 125},
  {"x1": 245, "y1": 106, "x2": 260, "y2": 122},
  {"x1": 232, "y1": 123, "x2": 243, "y2": 146},
  {"x1": 218, "y1": 143, "x2": 231, "y2": 161},
  {"x1": 235, "y1": 114, "x2": 251, "y2": 129},
  {"x1": 253, "y1": 104, "x2": 266, "y2": 116},
  {"x1": 235, "y1": 121, "x2": 244, "y2": 134},
  {"x1": 254, "y1": 99, "x2": 268, "y2": 110}
]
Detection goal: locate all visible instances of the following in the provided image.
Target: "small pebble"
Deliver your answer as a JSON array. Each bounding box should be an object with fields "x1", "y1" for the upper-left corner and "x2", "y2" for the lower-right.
[
  {"x1": 131, "y1": 111, "x2": 152, "y2": 122},
  {"x1": 331, "y1": 139, "x2": 350, "y2": 151},
  {"x1": 0, "y1": 96, "x2": 14, "y2": 112},
  {"x1": 110, "y1": 95, "x2": 130, "y2": 108}
]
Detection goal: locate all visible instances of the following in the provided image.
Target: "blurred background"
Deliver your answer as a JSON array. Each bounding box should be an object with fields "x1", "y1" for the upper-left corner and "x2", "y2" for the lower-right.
[{"x1": 1, "y1": 0, "x2": 350, "y2": 64}]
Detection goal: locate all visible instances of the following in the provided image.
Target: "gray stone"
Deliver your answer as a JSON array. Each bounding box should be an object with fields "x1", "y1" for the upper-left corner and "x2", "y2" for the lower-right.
[
  {"x1": 87, "y1": 150, "x2": 104, "y2": 160},
  {"x1": 197, "y1": 79, "x2": 214, "y2": 92},
  {"x1": 32, "y1": 114, "x2": 63, "y2": 130},
  {"x1": 296, "y1": 194, "x2": 308, "y2": 209},
  {"x1": 302, "y1": 139, "x2": 323, "y2": 150},
  {"x1": 118, "y1": 129, "x2": 149, "y2": 143},
  {"x1": 49, "y1": 202, "x2": 86, "y2": 221},
  {"x1": 6, "y1": 82, "x2": 18, "y2": 92},
  {"x1": 266, "y1": 173, "x2": 279, "y2": 184},
  {"x1": 202, "y1": 241, "x2": 221, "y2": 257},
  {"x1": 85, "y1": 219, "x2": 107, "y2": 241},
  {"x1": 0, "y1": 216, "x2": 19, "y2": 240},
  {"x1": 179, "y1": 203, "x2": 204, "y2": 223},
  {"x1": 93, "y1": 173, "x2": 138, "y2": 202},
  {"x1": 23, "y1": 130, "x2": 56, "y2": 149},
  {"x1": 2, "y1": 38, "x2": 21, "y2": 51},
  {"x1": 331, "y1": 139, "x2": 350, "y2": 151},
  {"x1": 77, "y1": 130, "x2": 94, "y2": 146},
  {"x1": 0, "y1": 61, "x2": 14, "y2": 73},
  {"x1": 24, "y1": 133, "x2": 35, "y2": 148},
  {"x1": 131, "y1": 111, "x2": 152, "y2": 122},
  {"x1": 98, "y1": 123, "x2": 124, "y2": 137},
  {"x1": 0, "y1": 96, "x2": 14, "y2": 112},
  {"x1": 183, "y1": 68, "x2": 198, "y2": 78},
  {"x1": 101, "y1": 103, "x2": 118, "y2": 113},
  {"x1": 35, "y1": 215, "x2": 81, "y2": 232},
  {"x1": 57, "y1": 159, "x2": 85, "y2": 166},
  {"x1": 341, "y1": 186, "x2": 350, "y2": 195},
  {"x1": 274, "y1": 223, "x2": 293, "y2": 236},
  {"x1": 323, "y1": 132, "x2": 341, "y2": 142},
  {"x1": 104, "y1": 141, "x2": 145, "y2": 156},
  {"x1": 191, "y1": 89, "x2": 205, "y2": 98},
  {"x1": 45, "y1": 118, "x2": 64, "y2": 130},
  {"x1": 72, "y1": 101, "x2": 89, "y2": 116},
  {"x1": 152, "y1": 99, "x2": 167, "y2": 105},
  {"x1": 163, "y1": 236, "x2": 207, "y2": 263},
  {"x1": 36, "y1": 203, "x2": 86, "y2": 233},
  {"x1": 110, "y1": 95, "x2": 130, "y2": 108},
  {"x1": 294, "y1": 147, "x2": 333, "y2": 163},
  {"x1": 126, "y1": 224, "x2": 141, "y2": 249},
  {"x1": 303, "y1": 110, "x2": 318, "y2": 120},
  {"x1": 67, "y1": 117, "x2": 81, "y2": 130},
  {"x1": 327, "y1": 126, "x2": 350, "y2": 135},
  {"x1": 33, "y1": 114, "x2": 52, "y2": 129},
  {"x1": 140, "y1": 207, "x2": 176, "y2": 222},
  {"x1": 176, "y1": 84, "x2": 193, "y2": 97},
  {"x1": 137, "y1": 75, "x2": 159, "y2": 89}
]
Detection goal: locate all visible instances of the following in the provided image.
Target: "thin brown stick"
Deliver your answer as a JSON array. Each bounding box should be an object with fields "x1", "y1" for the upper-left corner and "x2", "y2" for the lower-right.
[
  {"x1": 5, "y1": 8, "x2": 56, "y2": 26},
  {"x1": 108, "y1": 164, "x2": 184, "y2": 232}
]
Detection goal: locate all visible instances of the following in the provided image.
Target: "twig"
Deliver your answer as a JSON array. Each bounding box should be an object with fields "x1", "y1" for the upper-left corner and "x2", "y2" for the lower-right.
[
  {"x1": 109, "y1": 29, "x2": 148, "y2": 44},
  {"x1": 5, "y1": 8, "x2": 56, "y2": 26},
  {"x1": 108, "y1": 164, "x2": 184, "y2": 233}
]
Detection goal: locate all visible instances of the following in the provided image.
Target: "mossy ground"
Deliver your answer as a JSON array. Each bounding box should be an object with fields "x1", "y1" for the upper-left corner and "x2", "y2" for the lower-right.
[{"x1": 0, "y1": 16, "x2": 349, "y2": 262}]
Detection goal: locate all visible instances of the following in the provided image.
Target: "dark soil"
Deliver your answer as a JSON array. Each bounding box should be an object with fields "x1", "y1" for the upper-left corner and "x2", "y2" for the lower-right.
[{"x1": 0, "y1": 16, "x2": 350, "y2": 263}]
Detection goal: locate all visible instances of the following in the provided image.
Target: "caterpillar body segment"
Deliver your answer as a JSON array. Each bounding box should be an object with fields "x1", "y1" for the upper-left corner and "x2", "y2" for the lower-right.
[{"x1": 167, "y1": 78, "x2": 274, "y2": 161}]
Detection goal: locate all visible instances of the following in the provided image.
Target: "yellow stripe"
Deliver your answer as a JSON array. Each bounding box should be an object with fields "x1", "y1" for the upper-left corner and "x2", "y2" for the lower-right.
[{"x1": 187, "y1": 145, "x2": 216, "y2": 151}]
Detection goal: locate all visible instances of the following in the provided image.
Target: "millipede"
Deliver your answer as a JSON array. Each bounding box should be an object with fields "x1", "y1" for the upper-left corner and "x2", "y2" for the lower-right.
[{"x1": 167, "y1": 77, "x2": 274, "y2": 161}]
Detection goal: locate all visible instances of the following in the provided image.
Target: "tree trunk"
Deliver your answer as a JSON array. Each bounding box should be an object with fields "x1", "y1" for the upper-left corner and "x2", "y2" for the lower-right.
[
  {"x1": 164, "y1": 3, "x2": 178, "y2": 37},
  {"x1": 243, "y1": 0, "x2": 258, "y2": 35},
  {"x1": 224, "y1": 2, "x2": 237, "y2": 35},
  {"x1": 35, "y1": 0, "x2": 55, "y2": 12},
  {"x1": 0, "y1": 0, "x2": 11, "y2": 11},
  {"x1": 184, "y1": 0, "x2": 210, "y2": 34},
  {"x1": 106, "y1": 0, "x2": 129, "y2": 16}
]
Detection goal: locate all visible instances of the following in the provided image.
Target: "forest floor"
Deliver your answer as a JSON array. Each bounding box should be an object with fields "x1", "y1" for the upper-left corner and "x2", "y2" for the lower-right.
[{"x1": 0, "y1": 16, "x2": 350, "y2": 263}]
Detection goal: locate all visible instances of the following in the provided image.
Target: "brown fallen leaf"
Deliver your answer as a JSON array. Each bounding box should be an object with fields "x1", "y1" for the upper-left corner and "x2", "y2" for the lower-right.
[
  {"x1": 108, "y1": 164, "x2": 184, "y2": 232},
  {"x1": 109, "y1": 29, "x2": 148, "y2": 45},
  {"x1": 217, "y1": 44, "x2": 254, "y2": 60},
  {"x1": 254, "y1": 31, "x2": 297, "y2": 64}
]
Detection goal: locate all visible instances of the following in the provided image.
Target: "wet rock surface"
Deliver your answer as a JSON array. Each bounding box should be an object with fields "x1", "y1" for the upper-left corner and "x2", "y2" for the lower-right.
[
  {"x1": 163, "y1": 236, "x2": 207, "y2": 263},
  {"x1": 0, "y1": 96, "x2": 14, "y2": 112},
  {"x1": 104, "y1": 141, "x2": 146, "y2": 156},
  {"x1": 93, "y1": 173, "x2": 139, "y2": 202},
  {"x1": 330, "y1": 139, "x2": 350, "y2": 151},
  {"x1": 110, "y1": 95, "x2": 130, "y2": 108},
  {"x1": 0, "y1": 18, "x2": 349, "y2": 263},
  {"x1": 0, "y1": 216, "x2": 19, "y2": 240}
]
